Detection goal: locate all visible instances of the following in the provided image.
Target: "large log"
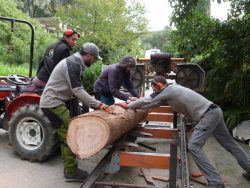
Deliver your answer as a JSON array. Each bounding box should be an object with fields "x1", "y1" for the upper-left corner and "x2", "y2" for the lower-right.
[{"x1": 67, "y1": 105, "x2": 148, "y2": 159}]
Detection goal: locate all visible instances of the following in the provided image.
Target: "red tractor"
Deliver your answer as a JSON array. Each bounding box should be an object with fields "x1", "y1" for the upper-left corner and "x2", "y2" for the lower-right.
[{"x1": 0, "y1": 17, "x2": 58, "y2": 161}]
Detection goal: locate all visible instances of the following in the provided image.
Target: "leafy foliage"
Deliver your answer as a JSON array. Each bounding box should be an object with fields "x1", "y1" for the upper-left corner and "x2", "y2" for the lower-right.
[
  {"x1": 0, "y1": 0, "x2": 56, "y2": 77},
  {"x1": 169, "y1": 0, "x2": 250, "y2": 129},
  {"x1": 15, "y1": 0, "x2": 74, "y2": 17},
  {"x1": 140, "y1": 26, "x2": 178, "y2": 56},
  {"x1": 83, "y1": 62, "x2": 102, "y2": 92},
  {"x1": 56, "y1": 0, "x2": 148, "y2": 64},
  {"x1": 168, "y1": 0, "x2": 199, "y2": 25},
  {"x1": 168, "y1": 0, "x2": 227, "y2": 26}
]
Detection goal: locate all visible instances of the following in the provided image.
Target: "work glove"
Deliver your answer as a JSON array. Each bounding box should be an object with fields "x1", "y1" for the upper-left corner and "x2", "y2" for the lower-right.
[
  {"x1": 115, "y1": 102, "x2": 129, "y2": 109},
  {"x1": 99, "y1": 103, "x2": 115, "y2": 114}
]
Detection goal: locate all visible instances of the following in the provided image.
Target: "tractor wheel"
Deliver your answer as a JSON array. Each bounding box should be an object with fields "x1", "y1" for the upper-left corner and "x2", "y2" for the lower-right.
[{"x1": 9, "y1": 104, "x2": 59, "y2": 161}]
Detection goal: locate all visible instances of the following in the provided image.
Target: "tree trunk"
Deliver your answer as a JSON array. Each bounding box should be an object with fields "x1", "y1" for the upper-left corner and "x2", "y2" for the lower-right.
[{"x1": 67, "y1": 105, "x2": 148, "y2": 159}]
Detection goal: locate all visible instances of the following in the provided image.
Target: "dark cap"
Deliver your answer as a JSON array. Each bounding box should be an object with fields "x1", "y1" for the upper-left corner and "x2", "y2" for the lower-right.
[{"x1": 81, "y1": 42, "x2": 102, "y2": 60}]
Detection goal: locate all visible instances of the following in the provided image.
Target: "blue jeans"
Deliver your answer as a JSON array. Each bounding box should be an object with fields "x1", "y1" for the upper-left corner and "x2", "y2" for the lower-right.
[{"x1": 101, "y1": 95, "x2": 115, "y2": 105}]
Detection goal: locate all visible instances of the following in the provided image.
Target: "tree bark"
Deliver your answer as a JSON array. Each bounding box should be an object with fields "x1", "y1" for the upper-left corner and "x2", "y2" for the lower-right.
[{"x1": 67, "y1": 105, "x2": 148, "y2": 159}]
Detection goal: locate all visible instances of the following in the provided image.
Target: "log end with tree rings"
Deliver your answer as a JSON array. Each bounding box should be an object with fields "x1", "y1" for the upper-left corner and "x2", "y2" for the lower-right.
[
  {"x1": 67, "y1": 105, "x2": 148, "y2": 159},
  {"x1": 67, "y1": 116, "x2": 109, "y2": 159}
]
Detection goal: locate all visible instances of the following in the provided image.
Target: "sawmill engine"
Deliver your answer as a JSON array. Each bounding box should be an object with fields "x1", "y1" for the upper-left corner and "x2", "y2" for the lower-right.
[
  {"x1": 150, "y1": 53, "x2": 205, "y2": 92},
  {"x1": 150, "y1": 53, "x2": 172, "y2": 77}
]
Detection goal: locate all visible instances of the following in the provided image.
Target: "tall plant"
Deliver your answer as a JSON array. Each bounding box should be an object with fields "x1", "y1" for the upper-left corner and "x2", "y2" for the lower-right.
[
  {"x1": 0, "y1": 0, "x2": 56, "y2": 76},
  {"x1": 169, "y1": 0, "x2": 250, "y2": 129}
]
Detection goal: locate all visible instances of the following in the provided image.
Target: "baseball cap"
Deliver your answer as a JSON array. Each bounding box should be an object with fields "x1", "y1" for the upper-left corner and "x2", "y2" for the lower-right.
[{"x1": 81, "y1": 42, "x2": 102, "y2": 60}]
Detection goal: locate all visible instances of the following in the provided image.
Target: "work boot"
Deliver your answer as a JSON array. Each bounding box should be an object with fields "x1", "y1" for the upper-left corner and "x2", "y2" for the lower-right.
[
  {"x1": 206, "y1": 183, "x2": 225, "y2": 188},
  {"x1": 242, "y1": 172, "x2": 250, "y2": 181},
  {"x1": 64, "y1": 168, "x2": 89, "y2": 182}
]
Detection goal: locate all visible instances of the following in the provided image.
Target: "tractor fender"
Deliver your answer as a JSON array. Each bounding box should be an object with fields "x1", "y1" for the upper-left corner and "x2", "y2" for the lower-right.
[{"x1": 6, "y1": 93, "x2": 40, "y2": 119}]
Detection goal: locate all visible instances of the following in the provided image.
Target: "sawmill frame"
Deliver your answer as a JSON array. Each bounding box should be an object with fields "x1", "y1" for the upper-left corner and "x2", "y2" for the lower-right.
[{"x1": 80, "y1": 106, "x2": 190, "y2": 188}]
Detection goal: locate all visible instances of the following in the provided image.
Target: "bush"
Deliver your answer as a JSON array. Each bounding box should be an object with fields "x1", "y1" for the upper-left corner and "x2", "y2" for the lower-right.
[
  {"x1": 0, "y1": 0, "x2": 56, "y2": 77},
  {"x1": 169, "y1": 2, "x2": 250, "y2": 129},
  {"x1": 83, "y1": 62, "x2": 102, "y2": 92}
]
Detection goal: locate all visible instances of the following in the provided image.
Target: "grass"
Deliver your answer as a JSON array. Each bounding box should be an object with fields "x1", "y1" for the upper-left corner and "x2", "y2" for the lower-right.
[{"x1": 0, "y1": 61, "x2": 32, "y2": 77}]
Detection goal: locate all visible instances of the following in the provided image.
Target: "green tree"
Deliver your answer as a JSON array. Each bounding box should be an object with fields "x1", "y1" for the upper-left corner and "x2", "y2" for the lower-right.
[
  {"x1": 56, "y1": 0, "x2": 148, "y2": 64},
  {"x1": 15, "y1": 0, "x2": 73, "y2": 17},
  {"x1": 168, "y1": 0, "x2": 228, "y2": 26},
  {"x1": 0, "y1": 0, "x2": 56, "y2": 76},
  {"x1": 168, "y1": 0, "x2": 250, "y2": 129},
  {"x1": 141, "y1": 26, "x2": 178, "y2": 56}
]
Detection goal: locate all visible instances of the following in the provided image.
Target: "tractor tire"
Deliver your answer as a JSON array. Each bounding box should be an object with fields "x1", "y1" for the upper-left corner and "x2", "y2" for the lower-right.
[{"x1": 9, "y1": 104, "x2": 59, "y2": 162}]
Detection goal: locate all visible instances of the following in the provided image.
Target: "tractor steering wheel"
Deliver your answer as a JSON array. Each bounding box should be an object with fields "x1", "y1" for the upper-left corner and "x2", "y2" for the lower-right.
[{"x1": 7, "y1": 74, "x2": 30, "y2": 85}]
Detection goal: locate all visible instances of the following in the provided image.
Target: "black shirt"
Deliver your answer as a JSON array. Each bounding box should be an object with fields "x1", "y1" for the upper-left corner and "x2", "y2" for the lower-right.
[{"x1": 37, "y1": 38, "x2": 72, "y2": 83}]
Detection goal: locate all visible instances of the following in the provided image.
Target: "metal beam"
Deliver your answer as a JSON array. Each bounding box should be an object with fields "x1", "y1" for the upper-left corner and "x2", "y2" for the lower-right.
[{"x1": 119, "y1": 151, "x2": 170, "y2": 169}]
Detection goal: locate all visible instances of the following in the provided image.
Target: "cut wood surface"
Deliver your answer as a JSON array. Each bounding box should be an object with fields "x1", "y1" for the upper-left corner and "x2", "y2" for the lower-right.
[{"x1": 67, "y1": 105, "x2": 148, "y2": 159}]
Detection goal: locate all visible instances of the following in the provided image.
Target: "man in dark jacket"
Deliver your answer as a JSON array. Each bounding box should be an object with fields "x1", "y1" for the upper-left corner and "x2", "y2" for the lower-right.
[
  {"x1": 40, "y1": 42, "x2": 114, "y2": 182},
  {"x1": 123, "y1": 76, "x2": 250, "y2": 188},
  {"x1": 93, "y1": 56, "x2": 140, "y2": 105},
  {"x1": 24, "y1": 29, "x2": 80, "y2": 91}
]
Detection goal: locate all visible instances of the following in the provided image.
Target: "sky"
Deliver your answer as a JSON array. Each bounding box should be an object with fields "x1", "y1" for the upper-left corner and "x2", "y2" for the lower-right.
[{"x1": 140, "y1": 0, "x2": 231, "y2": 31}]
